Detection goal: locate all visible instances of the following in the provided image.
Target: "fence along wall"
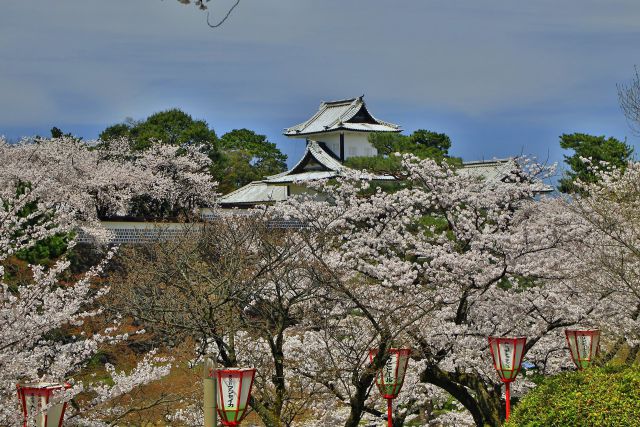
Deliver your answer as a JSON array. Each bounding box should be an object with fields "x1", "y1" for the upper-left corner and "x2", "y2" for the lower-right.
[
  {"x1": 76, "y1": 221, "x2": 194, "y2": 245},
  {"x1": 77, "y1": 217, "x2": 306, "y2": 245}
]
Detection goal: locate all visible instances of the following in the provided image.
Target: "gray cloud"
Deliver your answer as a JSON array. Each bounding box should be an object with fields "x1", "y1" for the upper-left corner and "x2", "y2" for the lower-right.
[{"x1": 1, "y1": 0, "x2": 639, "y2": 165}]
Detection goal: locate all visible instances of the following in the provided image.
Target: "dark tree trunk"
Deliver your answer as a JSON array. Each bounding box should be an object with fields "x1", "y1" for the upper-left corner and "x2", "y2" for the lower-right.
[
  {"x1": 267, "y1": 324, "x2": 287, "y2": 426},
  {"x1": 343, "y1": 336, "x2": 392, "y2": 427},
  {"x1": 343, "y1": 368, "x2": 377, "y2": 427},
  {"x1": 420, "y1": 363, "x2": 503, "y2": 427}
]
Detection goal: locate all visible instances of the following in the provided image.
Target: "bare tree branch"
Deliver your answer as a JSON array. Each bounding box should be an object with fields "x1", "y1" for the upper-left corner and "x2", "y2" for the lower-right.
[
  {"x1": 207, "y1": 0, "x2": 241, "y2": 28},
  {"x1": 618, "y1": 65, "x2": 640, "y2": 135}
]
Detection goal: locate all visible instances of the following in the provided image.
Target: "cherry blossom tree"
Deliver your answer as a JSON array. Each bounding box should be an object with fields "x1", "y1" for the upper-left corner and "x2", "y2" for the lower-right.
[
  {"x1": 560, "y1": 161, "x2": 640, "y2": 361},
  {"x1": 618, "y1": 66, "x2": 640, "y2": 135},
  {"x1": 0, "y1": 136, "x2": 217, "y2": 224},
  {"x1": 8, "y1": 131, "x2": 634, "y2": 426},
  {"x1": 0, "y1": 185, "x2": 171, "y2": 425},
  {"x1": 273, "y1": 156, "x2": 596, "y2": 426},
  {"x1": 109, "y1": 214, "x2": 328, "y2": 427}
]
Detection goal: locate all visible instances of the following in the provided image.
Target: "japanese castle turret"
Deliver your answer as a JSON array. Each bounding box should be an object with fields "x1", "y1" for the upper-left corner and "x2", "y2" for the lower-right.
[
  {"x1": 82, "y1": 97, "x2": 546, "y2": 243},
  {"x1": 219, "y1": 96, "x2": 531, "y2": 208},
  {"x1": 220, "y1": 96, "x2": 400, "y2": 208},
  {"x1": 284, "y1": 96, "x2": 400, "y2": 160}
]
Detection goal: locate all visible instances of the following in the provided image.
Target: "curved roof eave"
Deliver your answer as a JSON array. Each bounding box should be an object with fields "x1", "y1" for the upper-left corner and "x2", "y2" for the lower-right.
[{"x1": 283, "y1": 96, "x2": 400, "y2": 136}]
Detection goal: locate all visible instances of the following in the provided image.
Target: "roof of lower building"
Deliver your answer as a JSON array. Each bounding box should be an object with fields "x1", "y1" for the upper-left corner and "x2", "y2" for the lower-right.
[
  {"x1": 458, "y1": 158, "x2": 516, "y2": 184},
  {"x1": 459, "y1": 158, "x2": 554, "y2": 191},
  {"x1": 264, "y1": 140, "x2": 394, "y2": 184},
  {"x1": 218, "y1": 181, "x2": 289, "y2": 206},
  {"x1": 267, "y1": 139, "x2": 345, "y2": 178},
  {"x1": 219, "y1": 140, "x2": 394, "y2": 207},
  {"x1": 284, "y1": 96, "x2": 401, "y2": 136},
  {"x1": 220, "y1": 148, "x2": 553, "y2": 208}
]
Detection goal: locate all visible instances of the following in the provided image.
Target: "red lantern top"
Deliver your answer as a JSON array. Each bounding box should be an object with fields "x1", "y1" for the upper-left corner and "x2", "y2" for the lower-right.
[
  {"x1": 368, "y1": 348, "x2": 411, "y2": 399},
  {"x1": 214, "y1": 368, "x2": 256, "y2": 427},
  {"x1": 565, "y1": 329, "x2": 600, "y2": 370},
  {"x1": 16, "y1": 382, "x2": 71, "y2": 427},
  {"x1": 488, "y1": 336, "x2": 527, "y2": 383}
]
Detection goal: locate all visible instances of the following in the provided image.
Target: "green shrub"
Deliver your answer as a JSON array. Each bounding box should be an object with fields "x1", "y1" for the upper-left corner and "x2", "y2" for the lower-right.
[
  {"x1": 343, "y1": 155, "x2": 403, "y2": 174},
  {"x1": 506, "y1": 364, "x2": 640, "y2": 427},
  {"x1": 16, "y1": 232, "x2": 72, "y2": 265}
]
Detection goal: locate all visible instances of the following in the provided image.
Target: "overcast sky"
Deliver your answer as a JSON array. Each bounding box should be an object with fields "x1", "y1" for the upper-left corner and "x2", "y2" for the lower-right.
[{"x1": 2, "y1": 0, "x2": 640, "y2": 169}]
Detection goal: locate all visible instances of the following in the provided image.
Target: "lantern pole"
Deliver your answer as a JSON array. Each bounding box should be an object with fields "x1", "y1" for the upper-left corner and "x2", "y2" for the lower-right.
[
  {"x1": 203, "y1": 353, "x2": 217, "y2": 427},
  {"x1": 504, "y1": 381, "x2": 511, "y2": 421},
  {"x1": 368, "y1": 348, "x2": 410, "y2": 427}
]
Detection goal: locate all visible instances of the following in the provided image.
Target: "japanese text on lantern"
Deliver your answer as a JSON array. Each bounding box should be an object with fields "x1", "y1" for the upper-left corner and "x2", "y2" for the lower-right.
[
  {"x1": 501, "y1": 342, "x2": 513, "y2": 369},
  {"x1": 226, "y1": 375, "x2": 235, "y2": 407},
  {"x1": 384, "y1": 354, "x2": 396, "y2": 383},
  {"x1": 579, "y1": 335, "x2": 590, "y2": 358}
]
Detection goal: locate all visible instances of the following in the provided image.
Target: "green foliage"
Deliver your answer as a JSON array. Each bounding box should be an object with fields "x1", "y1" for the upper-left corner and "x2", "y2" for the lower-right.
[
  {"x1": 369, "y1": 129, "x2": 453, "y2": 160},
  {"x1": 7, "y1": 182, "x2": 72, "y2": 265},
  {"x1": 367, "y1": 132, "x2": 406, "y2": 157},
  {"x1": 100, "y1": 111, "x2": 289, "y2": 194},
  {"x1": 99, "y1": 122, "x2": 130, "y2": 141},
  {"x1": 50, "y1": 126, "x2": 78, "y2": 139},
  {"x1": 410, "y1": 129, "x2": 452, "y2": 154},
  {"x1": 343, "y1": 155, "x2": 403, "y2": 174},
  {"x1": 417, "y1": 214, "x2": 454, "y2": 241},
  {"x1": 356, "y1": 180, "x2": 408, "y2": 197},
  {"x1": 558, "y1": 133, "x2": 633, "y2": 193},
  {"x1": 16, "y1": 233, "x2": 72, "y2": 265},
  {"x1": 217, "y1": 128, "x2": 288, "y2": 193},
  {"x1": 100, "y1": 109, "x2": 218, "y2": 153},
  {"x1": 345, "y1": 129, "x2": 461, "y2": 175},
  {"x1": 506, "y1": 364, "x2": 640, "y2": 427}
]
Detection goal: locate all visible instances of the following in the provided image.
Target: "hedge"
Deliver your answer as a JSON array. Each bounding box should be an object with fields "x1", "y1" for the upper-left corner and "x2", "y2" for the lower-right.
[{"x1": 506, "y1": 364, "x2": 640, "y2": 426}]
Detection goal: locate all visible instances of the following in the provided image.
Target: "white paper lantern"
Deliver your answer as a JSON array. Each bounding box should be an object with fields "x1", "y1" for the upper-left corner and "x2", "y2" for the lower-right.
[{"x1": 16, "y1": 382, "x2": 70, "y2": 427}]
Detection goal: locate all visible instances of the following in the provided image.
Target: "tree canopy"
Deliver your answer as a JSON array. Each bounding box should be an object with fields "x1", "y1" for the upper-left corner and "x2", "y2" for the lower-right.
[
  {"x1": 345, "y1": 129, "x2": 460, "y2": 174},
  {"x1": 370, "y1": 129, "x2": 452, "y2": 159},
  {"x1": 558, "y1": 132, "x2": 633, "y2": 193},
  {"x1": 218, "y1": 128, "x2": 287, "y2": 193},
  {"x1": 6, "y1": 128, "x2": 640, "y2": 425},
  {"x1": 0, "y1": 159, "x2": 171, "y2": 426},
  {"x1": 2, "y1": 136, "x2": 217, "y2": 221},
  {"x1": 50, "y1": 126, "x2": 76, "y2": 139},
  {"x1": 100, "y1": 110, "x2": 288, "y2": 194},
  {"x1": 100, "y1": 109, "x2": 218, "y2": 152}
]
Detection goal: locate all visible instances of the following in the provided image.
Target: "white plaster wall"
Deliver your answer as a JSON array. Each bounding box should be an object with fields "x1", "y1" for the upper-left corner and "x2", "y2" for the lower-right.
[
  {"x1": 318, "y1": 133, "x2": 341, "y2": 157},
  {"x1": 310, "y1": 131, "x2": 378, "y2": 159},
  {"x1": 343, "y1": 132, "x2": 377, "y2": 159}
]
